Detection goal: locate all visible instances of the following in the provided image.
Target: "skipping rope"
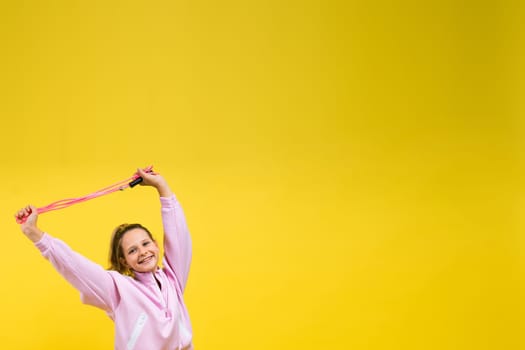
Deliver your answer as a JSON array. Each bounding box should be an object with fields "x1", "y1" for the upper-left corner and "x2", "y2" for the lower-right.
[{"x1": 15, "y1": 166, "x2": 154, "y2": 224}]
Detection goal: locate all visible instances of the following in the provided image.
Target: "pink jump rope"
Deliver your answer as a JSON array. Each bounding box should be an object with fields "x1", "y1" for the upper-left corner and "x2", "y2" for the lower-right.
[{"x1": 15, "y1": 166, "x2": 154, "y2": 224}]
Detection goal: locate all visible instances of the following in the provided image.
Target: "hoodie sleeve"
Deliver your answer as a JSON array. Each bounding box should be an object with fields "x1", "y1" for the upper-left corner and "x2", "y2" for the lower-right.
[
  {"x1": 35, "y1": 233, "x2": 120, "y2": 312},
  {"x1": 160, "y1": 195, "x2": 192, "y2": 292}
]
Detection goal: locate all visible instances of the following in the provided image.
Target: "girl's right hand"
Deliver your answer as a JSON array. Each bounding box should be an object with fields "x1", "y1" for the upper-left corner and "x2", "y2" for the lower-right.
[{"x1": 15, "y1": 205, "x2": 44, "y2": 242}]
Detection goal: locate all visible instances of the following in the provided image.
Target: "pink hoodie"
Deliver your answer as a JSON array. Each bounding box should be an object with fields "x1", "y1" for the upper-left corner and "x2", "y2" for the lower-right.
[{"x1": 35, "y1": 195, "x2": 193, "y2": 350}]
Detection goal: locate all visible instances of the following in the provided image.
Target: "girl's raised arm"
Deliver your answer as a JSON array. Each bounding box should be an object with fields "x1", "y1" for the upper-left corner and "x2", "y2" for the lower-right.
[
  {"x1": 15, "y1": 205, "x2": 119, "y2": 312},
  {"x1": 135, "y1": 168, "x2": 192, "y2": 291}
]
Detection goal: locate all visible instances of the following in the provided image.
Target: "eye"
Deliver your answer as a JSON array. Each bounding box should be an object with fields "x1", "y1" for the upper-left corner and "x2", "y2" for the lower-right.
[
  {"x1": 128, "y1": 248, "x2": 136, "y2": 255},
  {"x1": 143, "y1": 241, "x2": 151, "y2": 246}
]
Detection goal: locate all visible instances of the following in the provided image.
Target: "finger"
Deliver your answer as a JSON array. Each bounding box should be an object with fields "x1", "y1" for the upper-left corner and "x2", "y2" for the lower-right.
[
  {"x1": 15, "y1": 211, "x2": 27, "y2": 224},
  {"x1": 141, "y1": 166, "x2": 154, "y2": 174},
  {"x1": 136, "y1": 168, "x2": 147, "y2": 178}
]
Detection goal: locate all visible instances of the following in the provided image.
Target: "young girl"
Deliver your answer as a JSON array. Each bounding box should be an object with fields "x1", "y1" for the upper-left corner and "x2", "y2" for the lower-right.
[{"x1": 15, "y1": 168, "x2": 193, "y2": 350}]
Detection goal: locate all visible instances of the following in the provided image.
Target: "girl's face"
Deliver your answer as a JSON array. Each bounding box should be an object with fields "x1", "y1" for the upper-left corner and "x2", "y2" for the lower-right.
[{"x1": 120, "y1": 228, "x2": 159, "y2": 273}]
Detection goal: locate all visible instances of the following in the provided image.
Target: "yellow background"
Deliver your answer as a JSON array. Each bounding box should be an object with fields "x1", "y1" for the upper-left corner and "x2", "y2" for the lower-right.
[{"x1": 1, "y1": 1, "x2": 524, "y2": 349}]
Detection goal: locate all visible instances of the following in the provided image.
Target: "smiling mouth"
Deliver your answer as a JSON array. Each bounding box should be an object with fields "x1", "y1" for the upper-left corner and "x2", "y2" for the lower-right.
[{"x1": 139, "y1": 255, "x2": 155, "y2": 264}]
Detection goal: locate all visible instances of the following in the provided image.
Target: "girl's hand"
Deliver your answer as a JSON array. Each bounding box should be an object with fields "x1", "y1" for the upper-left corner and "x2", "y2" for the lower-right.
[
  {"x1": 135, "y1": 167, "x2": 173, "y2": 197},
  {"x1": 15, "y1": 205, "x2": 44, "y2": 242},
  {"x1": 136, "y1": 167, "x2": 165, "y2": 187}
]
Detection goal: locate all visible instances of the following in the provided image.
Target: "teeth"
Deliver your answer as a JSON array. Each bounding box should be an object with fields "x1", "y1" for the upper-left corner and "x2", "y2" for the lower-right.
[{"x1": 140, "y1": 256, "x2": 153, "y2": 264}]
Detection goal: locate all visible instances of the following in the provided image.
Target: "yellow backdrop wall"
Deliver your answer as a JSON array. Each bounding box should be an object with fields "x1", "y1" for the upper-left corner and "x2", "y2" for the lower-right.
[{"x1": 1, "y1": 1, "x2": 524, "y2": 349}]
